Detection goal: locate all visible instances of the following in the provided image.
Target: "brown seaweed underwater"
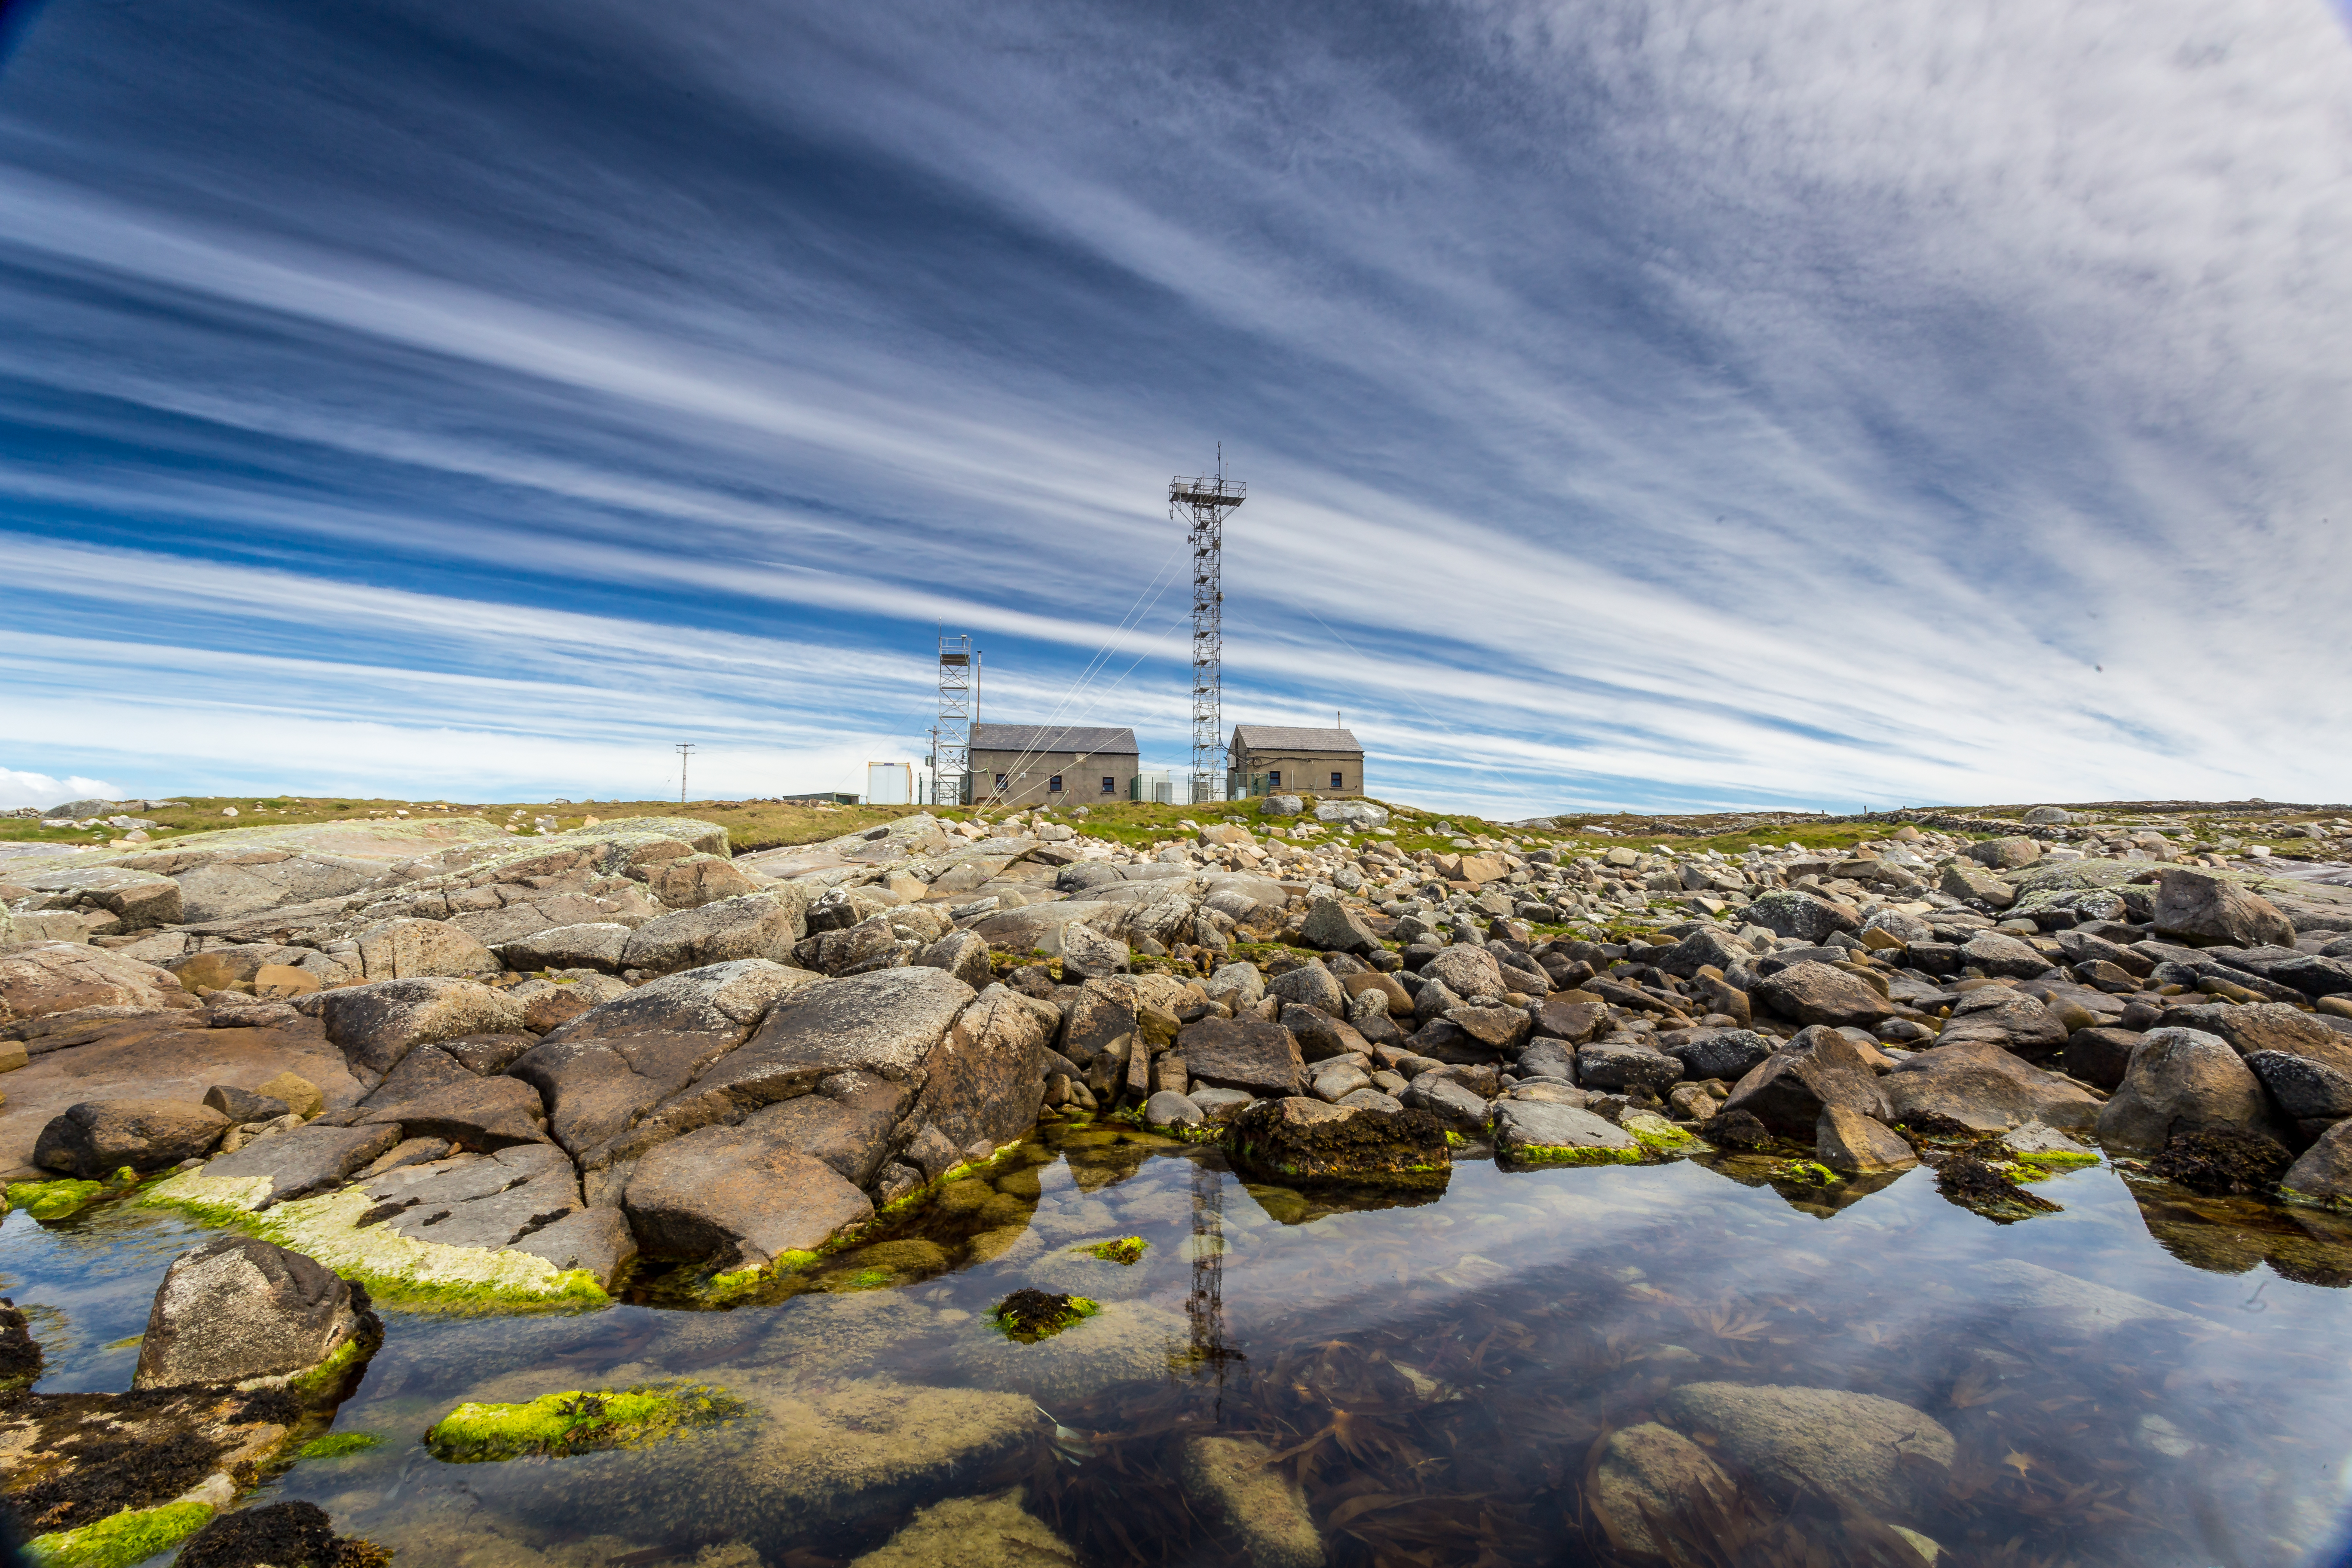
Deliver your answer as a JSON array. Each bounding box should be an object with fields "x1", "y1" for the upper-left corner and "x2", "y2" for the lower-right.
[{"x1": 7, "y1": 1122, "x2": 2352, "y2": 1567}]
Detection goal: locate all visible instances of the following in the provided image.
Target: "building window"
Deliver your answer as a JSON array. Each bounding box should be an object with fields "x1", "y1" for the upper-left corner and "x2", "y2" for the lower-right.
[
  {"x1": 995, "y1": 774, "x2": 1008, "y2": 790},
  {"x1": 1331, "y1": 771, "x2": 1344, "y2": 790},
  {"x1": 1048, "y1": 775, "x2": 1062, "y2": 793},
  {"x1": 1267, "y1": 769, "x2": 1280, "y2": 788},
  {"x1": 1100, "y1": 775, "x2": 1115, "y2": 794}
]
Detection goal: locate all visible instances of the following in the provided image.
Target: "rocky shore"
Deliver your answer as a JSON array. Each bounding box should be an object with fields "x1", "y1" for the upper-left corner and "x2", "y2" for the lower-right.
[{"x1": 4, "y1": 793, "x2": 2351, "y2": 1562}]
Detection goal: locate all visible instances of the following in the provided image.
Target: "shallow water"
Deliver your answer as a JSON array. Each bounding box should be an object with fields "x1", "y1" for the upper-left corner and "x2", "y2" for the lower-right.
[{"x1": 9, "y1": 1131, "x2": 2352, "y2": 1566}]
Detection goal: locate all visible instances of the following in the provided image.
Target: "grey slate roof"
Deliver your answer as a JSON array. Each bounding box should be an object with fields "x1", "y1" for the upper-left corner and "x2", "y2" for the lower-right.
[
  {"x1": 1230, "y1": 725, "x2": 1363, "y2": 755},
  {"x1": 969, "y1": 723, "x2": 1139, "y2": 756}
]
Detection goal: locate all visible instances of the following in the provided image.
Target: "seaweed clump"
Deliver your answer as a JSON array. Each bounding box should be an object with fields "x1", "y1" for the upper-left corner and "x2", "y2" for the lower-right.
[
  {"x1": 989, "y1": 1289, "x2": 1101, "y2": 1344},
  {"x1": 12, "y1": 1429, "x2": 219, "y2": 1534},
  {"x1": 1080, "y1": 1237, "x2": 1149, "y2": 1265},
  {"x1": 173, "y1": 1500, "x2": 390, "y2": 1568},
  {"x1": 1936, "y1": 1155, "x2": 2061, "y2": 1220},
  {"x1": 2149, "y1": 1129, "x2": 2294, "y2": 1197}
]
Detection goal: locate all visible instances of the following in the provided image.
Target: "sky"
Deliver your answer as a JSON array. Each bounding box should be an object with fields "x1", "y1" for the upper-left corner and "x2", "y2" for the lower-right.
[{"x1": 1, "y1": 0, "x2": 2348, "y2": 817}]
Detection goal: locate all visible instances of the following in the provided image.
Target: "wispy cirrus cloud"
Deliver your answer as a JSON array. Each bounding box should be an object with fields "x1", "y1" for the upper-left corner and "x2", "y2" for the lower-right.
[{"x1": 0, "y1": 0, "x2": 2345, "y2": 812}]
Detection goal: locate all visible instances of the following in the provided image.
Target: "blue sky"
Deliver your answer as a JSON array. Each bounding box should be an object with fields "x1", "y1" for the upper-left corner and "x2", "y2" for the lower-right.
[{"x1": 2, "y1": 0, "x2": 2348, "y2": 815}]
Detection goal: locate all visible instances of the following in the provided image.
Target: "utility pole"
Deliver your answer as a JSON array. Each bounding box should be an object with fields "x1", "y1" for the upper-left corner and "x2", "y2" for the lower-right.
[{"x1": 676, "y1": 743, "x2": 695, "y2": 805}]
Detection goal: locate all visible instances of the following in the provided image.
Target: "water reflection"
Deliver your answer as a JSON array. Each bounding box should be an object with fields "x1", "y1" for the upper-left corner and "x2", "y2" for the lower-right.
[{"x1": 3, "y1": 1126, "x2": 2351, "y2": 1565}]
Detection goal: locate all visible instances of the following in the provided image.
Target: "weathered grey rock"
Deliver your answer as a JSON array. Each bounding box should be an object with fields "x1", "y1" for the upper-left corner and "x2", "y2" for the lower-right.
[
  {"x1": 1181, "y1": 1017, "x2": 1306, "y2": 1098},
  {"x1": 133, "y1": 1235, "x2": 378, "y2": 1390},
  {"x1": 1203, "y1": 962, "x2": 1266, "y2": 1011},
  {"x1": 1754, "y1": 961, "x2": 1895, "y2": 1028},
  {"x1": 1493, "y1": 1099, "x2": 1636, "y2": 1161},
  {"x1": 1402, "y1": 1072, "x2": 1490, "y2": 1134},
  {"x1": 640, "y1": 852, "x2": 762, "y2": 910},
  {"x1": 34, "y1": 1098, "x2": 230, "y2": 1176},
  {"x1": 1298, "y1": 896, "x2": 1379, "y2": 956},
  {"x1": 1940, "y1": 862, "x2": 2017, "y2": 908},
  {"x1": 508, "y1": 959, "x2": 816, "y2": 1161},
  {"x1": 621, "y1": 892, "x2": 806, "y2": 977},
  {"x1": 1517, "y1": 1038, "x2": 1577, "y2": 1081},
  {"x1": 2282, "y1": 1120, "x2": 2352, "y2": 1207},
  {"x1": 720, "y1": 1078, "x2": 908, "y2": 1189},
  {"x1": 2097, "y1": 1027, "x2": 2278, "y2": 1152},
  {"x1": 1816, "y1": 1105, "x2": 1917, "y2": 1172},
  {"x1": 2063, "y1": 1026, "x2": 2143, "y2": 1090},
  {"x1": 624, "y1": 1127, "x2": 873, "y2": 1269},
  {"x1": 2158, "y1": 1003, "x2": 2351, "y2": 1064},
  {"x1": 493, "y1": 922, "x2": 633, "y2": 974},
  {"x1": 1657, "y1": 1028, "x2": 1773, "y2": 1081},
  {"x1": 1654, "y1": 927, "x2": 1753, "y2": 979},
  {"x1": 1575, "y1": 1039, "x2": 1684, "y2": 1094},
  {"x1": 358, "y1": 1142, "x2": 582, "y2": 1250},
  {"x1": 358, "y1": 1074, "x2": 547, "y2": 1151},
  {"x1": 1531, "y1": 991, "x2": 1607, "y2": 1043},
  {"x1": 2247, "y1": 1050, "x2": 2352, "y2": 1124},
  {"x1": 15, "y1": 864, "x2": 184, "y2": 930},
  {"x1": 1146, "y1": 1090, "x2": 1205, "y2": 1129},
  {"x1": 894, "y1": 986, "x2": 1054, "y2": 1175},
  {"x1": 1591, "y1": 1424, "x2": 1734, "y2": 1556},
  {"x1": 1720, "y1": 1029, "x2": 1890, "y2": 1139},
  {"x1": 686, "y1": 966, "x2": 977, "y2": 1104},
  {"x1": 1180, "y1": 1434, "x2": 1325, "y2": 1568},
  {"x1": 1659, "y1": 1383, "x2": 1954, "y2": 1518},
  {"x1": 1968, "y1": 836, "x2": 2043, "y2": 870},
  {"x1": 1267, "y1": 960, "x2": 1346, "y2": 1015},
  {"x1": 318, "y1": 977, "x2": 527, "y2": 1077},
  {"x1": 1745, "y1": 889, "x2": 1863, "y2": 943},
  {"x1": 203, "y1": 1084, "x2": 291, "y2": 1124},
  {"x1": 1882, "y1": 1039, "x2": 2101, "y2": 1133},
  {"x1": 509, "y1": 1204, "x2": 638, "y2": 1289},
  {"x1": 1227, "y1": 1096, "x2": 1446, "y2": 1185},
  {"x1": 0, "y1": 943, "x2": 193, "y2": 1026},
  {"x1": 1260, "y1": 794, "x2": 1304, "y2": 818},
  {"x1": 794, "y1": 913, "x2": 901, "y2": 977},
  {"x1": 1860, "y1": 908, "x2": 1935, "y2": 947},
  {"x1": 1958, "y1": 930, "x2": 2054, "y2": 979},
  {"x1": 1937, "y1": 987, "x2": 2068, "y2": 1061},
  {"x1": 1284, "y1": 1005, "x2": 1371, "y2": 1063},
  {"x1": 352, "y1": 916, "x2": 499, "y2": 981},
  {"x1": 915, "y1": 930, "x2": 995, "y2": 990},
  {"x1": 2153, "y1": 868, "x2": 2295, "y2": 949},
  {"x1": 1421, "y1": 946, "x2": 1505, "y2": 1003},
  {"x1": 1058, "y1": 922, "x2": 1132, "y2": 983},
  {"x1": 199, "y1": 1122, "x2": 403, "y2": 1205}
]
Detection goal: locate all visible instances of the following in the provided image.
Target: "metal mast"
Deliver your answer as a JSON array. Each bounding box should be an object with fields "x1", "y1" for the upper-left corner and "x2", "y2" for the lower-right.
[
  {"x1": 937, "y1": 634, "x2": 973, "y2": 807},
  {"x1": 1171, "y1": 456, "x2": 1244, "y2": 805}
]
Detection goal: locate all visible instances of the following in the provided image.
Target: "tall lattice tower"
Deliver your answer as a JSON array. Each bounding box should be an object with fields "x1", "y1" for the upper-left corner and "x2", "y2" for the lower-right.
[
  {"x1": 936, "y1": 634, "x2": 973, "y2": 806},
  {"x1": 1171, "y1": 459, "x2": 1244, "y2": 804}
]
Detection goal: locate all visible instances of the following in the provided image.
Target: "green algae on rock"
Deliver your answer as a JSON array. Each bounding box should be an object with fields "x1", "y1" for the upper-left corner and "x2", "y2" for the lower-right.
[
  {"x1": 4, "y1": 1179, "x2": 110, "y2": 1222},
  {"x1": 1079, "y1": 1235, "x2": 1148, "y2": 1264},
  {"x1": 424, "y1": 1381, "x2": 745, "y2": 1463},
  {"x1": 296, "y1": 1431, "x2": 385, "y2": 1461},
  {"x1": 137, "y1": 1172, "x2": 606, "y2": 1311},
  {"x1": 988, "y1": 1288, "x2": 1100, "y2": 1344},
  {"x1": 25, "y1": 1500, "x2": 215, "y2": 1568}
]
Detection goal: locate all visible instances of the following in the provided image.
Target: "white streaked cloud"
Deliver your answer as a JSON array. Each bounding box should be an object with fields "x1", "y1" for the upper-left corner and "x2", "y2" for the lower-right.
[{"x1": 0, "y1": 0, "x2": 2346, "y2": 813}]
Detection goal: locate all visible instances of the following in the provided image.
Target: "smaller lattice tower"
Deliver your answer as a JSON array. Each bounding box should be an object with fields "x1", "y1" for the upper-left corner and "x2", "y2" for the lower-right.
[
  {"x1": 936, "y1": 634, "x2": 973, "y2": 806},
  {"x1": 1171, "y1": 456, "x2": 1244, "y2": 805}
]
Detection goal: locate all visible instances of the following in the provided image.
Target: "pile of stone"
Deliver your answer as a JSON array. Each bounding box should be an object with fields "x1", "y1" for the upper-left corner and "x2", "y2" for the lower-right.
[{"x1": 4, "y1": 799, "x2": 2350, "y2": 1300}]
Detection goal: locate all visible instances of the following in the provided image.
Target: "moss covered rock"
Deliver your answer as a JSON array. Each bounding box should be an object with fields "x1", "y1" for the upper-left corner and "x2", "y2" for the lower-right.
[{"x1": 424, "y1": 1381, "x2": 743, "y2": 1462}]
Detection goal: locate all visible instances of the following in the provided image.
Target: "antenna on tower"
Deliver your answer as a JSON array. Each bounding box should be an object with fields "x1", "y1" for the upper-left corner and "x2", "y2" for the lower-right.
[
  {"x1": 1170, "y1": 458, "x2": 1244, "y2": 805},
  {"x1": 937, "y1": 633, "x2": 974, "y2": 806}
]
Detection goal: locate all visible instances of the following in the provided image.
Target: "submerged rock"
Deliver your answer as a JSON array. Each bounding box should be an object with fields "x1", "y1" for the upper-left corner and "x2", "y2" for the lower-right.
[
  {"x1": 1658, "y1": 1381, "x2": 1954, "y2": 1518},
  {"x1": 1591, "y1": 1422, "x2": 1736, "y2": 1556},
  {"x1": 845, "y1": 1488, "x2": 1074, "y2": 1568},
  {"x1": 173, "y1": 1500, "x2": 389, "y2": 1568},
  {"x1": 951, "y1": 1299, "x2": 1188, "y2": 1403},
  {"x1": 425, "y1": 1381, "x2": 744, "y2": 1462},
  {"x1": 1180, "y1": 1433, "x2": 1326, "y2": 1568}
]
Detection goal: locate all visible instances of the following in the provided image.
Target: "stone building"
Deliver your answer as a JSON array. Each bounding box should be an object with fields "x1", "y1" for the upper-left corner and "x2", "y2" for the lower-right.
[
  {"x1": 967, "y1": 724, "x2": 1140, "y2": 808},
  {"x1": 1228, "y1": 725, "x2": 1364, "y2": 799}
]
